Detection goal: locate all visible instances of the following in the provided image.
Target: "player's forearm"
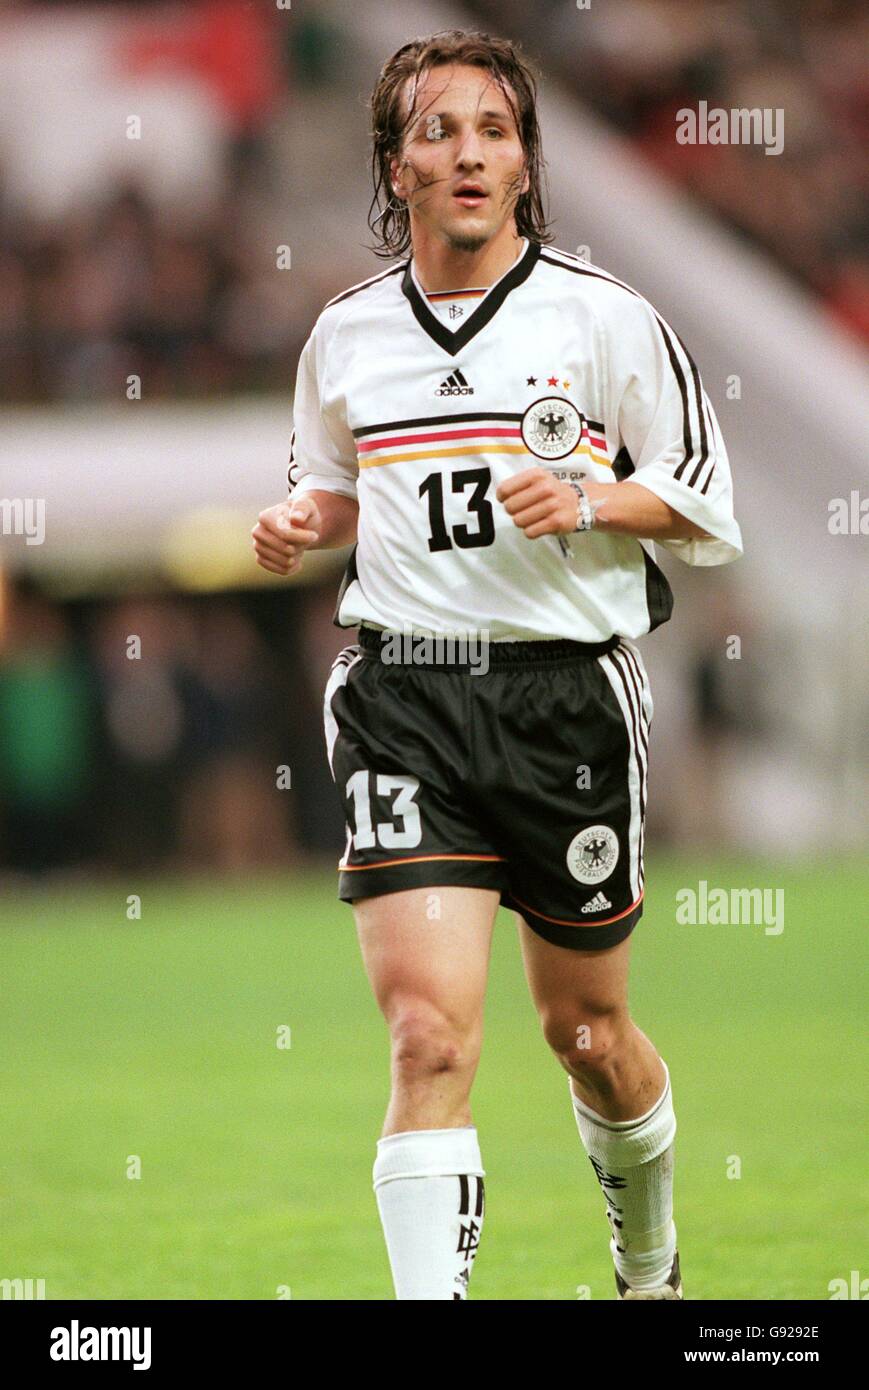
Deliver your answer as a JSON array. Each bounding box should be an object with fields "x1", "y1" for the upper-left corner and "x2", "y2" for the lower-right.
[
  {"x1": 584, "y1": 480, "x2": 709, "y2": 541},
  {"x1": 304, "y1": 490, "x2": 359, "y2": 549}
]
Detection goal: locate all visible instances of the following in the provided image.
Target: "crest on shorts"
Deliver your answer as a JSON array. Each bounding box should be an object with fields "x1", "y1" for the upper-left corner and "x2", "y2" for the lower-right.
[
  {"x1": 521, "y1": 397, "x2": 583, "y2": 461},
  {"x1": 566, "y1": 825, "x2": 619, "y2": 884}
]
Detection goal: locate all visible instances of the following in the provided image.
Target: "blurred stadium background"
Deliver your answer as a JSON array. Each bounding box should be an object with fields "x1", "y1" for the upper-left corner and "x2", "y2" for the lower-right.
[{"x1": 1, "y1": 0, "x2": 867, "y2": 1300}]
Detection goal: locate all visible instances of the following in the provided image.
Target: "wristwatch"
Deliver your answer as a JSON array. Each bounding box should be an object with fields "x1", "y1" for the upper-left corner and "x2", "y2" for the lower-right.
[{"x1": 567, "y1": 479, "x2": 595, "y2": 532}]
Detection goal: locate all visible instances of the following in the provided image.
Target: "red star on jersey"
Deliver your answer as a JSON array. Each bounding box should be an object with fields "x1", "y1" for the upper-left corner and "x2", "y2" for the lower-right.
[{"x1": 547, "y1": 375, "x2": 559, "y2": 386}]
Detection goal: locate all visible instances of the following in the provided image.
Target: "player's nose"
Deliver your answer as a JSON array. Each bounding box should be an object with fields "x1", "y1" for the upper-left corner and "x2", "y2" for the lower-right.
[{"x1": 454, "y1": 126, "x2": 486, "y2": 167}]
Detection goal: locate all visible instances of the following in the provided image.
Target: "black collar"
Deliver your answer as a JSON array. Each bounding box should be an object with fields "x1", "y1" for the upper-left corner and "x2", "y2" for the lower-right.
[{"x1": 401, "y1": 239, "x2": 542, "y2": 356}]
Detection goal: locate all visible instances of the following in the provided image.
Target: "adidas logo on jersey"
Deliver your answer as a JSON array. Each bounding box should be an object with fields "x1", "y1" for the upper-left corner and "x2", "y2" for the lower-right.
[
  {"x1": 581, "y1": 892, "x2": 613, "y2": 913},
  {"x1": 436, "y1": 369, "x2": 474, "y2": 396}
]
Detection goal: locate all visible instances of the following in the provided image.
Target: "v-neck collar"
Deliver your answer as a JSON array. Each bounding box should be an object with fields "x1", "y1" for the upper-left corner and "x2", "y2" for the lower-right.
[{"x1": 402, "y1": 238, "x2": 541, "y2": 356}]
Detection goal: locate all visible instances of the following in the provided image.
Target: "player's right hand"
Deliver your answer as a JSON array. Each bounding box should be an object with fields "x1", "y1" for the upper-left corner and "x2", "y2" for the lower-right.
[{"x1": 251, "y1": 497, "x2": 321, "y2": 577}]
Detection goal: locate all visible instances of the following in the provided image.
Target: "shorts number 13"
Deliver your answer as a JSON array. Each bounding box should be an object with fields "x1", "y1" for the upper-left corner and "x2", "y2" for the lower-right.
[{"x1": 346, "y1": 771, "x2": 423, "y2": 849}]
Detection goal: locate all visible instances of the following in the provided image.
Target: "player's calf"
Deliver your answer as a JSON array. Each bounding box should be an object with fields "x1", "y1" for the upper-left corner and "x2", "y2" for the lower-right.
[
  {"x1": 371, "y1": 999, "x2": 487, "y2": 1299},
  {"x1": 535, "y1": 1002, "x2": 680, "y2": 1297}
]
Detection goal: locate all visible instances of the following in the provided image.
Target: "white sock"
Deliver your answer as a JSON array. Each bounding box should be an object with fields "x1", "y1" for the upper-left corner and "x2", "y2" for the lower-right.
[
  {"x1": 570, "y1": 1061, "x2": 677, "y2": 1291},
  {"x1": 372, "y1": 1126, "x2": 485, "y2": 1300}
]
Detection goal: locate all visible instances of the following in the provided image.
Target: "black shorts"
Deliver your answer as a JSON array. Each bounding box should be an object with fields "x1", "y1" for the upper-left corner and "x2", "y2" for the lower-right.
[{"x1": 322, "y1": 626, "x2": 653, "y2": 950}]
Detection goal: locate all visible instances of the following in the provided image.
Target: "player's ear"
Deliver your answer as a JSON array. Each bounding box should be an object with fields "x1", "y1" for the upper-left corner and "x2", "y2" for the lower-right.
[{"x1": 389, "y1": 155, "x2": 407, "y2": 201}]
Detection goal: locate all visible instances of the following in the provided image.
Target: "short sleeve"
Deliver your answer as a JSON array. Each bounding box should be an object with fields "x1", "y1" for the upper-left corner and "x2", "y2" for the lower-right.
[
  {"x1": 287, "y1": 318, "x2": 359, "y2": 503},
  {"x1": 605, "y1": 295, "x2": 743, "y2": 566}
]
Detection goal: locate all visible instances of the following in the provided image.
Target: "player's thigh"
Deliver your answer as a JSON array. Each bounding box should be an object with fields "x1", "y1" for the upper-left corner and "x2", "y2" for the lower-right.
[
  {"x1": 354, "y1": 885, "x2": 500, "y2": 1037},
  {"x1": 471, "y1": 642, "x2": 648, "y2": 953},
  {"x1": 517, "y1": 913, "x2": 632, "y2": 1037}
]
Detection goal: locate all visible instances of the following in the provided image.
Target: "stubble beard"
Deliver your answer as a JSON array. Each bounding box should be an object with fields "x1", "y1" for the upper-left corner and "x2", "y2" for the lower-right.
[{"x1": 445, "y1": 229, "x2": 490, "y2": 253}]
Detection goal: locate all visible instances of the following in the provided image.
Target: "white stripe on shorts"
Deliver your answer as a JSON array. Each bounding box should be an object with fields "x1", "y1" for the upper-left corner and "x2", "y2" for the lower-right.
[
  {"x1": 597, "y1": 642, "x2": 651, "y2": 899},
  {"x1": 323, "y1": 646, "x2": 363, "y2": 777},
  {"x1": 613, "y1": 641, "x2": 652, "y2": 890}
]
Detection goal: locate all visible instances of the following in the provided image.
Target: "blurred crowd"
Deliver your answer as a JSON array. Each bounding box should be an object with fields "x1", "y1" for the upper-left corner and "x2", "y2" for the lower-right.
[
  {"x1": 0, "y1": 577, "x2": 347, "y2": 876},
  {"x1": 1, "y1": 0, "x2": 865, "y2": 411},
  {"x1": 467, "y1": 0, "x2": 869, "y2": 343},
  {"x1": 0, "y1": 0, "x2": 353, "y2": 404},
  {"x1": 0, "y1": 179, "x2": 354, "y2": 404}
]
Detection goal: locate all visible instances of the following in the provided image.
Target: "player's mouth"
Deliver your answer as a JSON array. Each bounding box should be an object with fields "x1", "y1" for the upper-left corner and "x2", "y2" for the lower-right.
[{"x1": 452, "y1": 183, "x2": 488, "y2": 208}]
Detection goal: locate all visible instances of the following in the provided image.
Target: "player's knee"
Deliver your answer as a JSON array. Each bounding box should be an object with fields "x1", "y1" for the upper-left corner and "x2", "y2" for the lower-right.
[
  {"x1": 387, "y1": 998, "x2": 477, "y2": 1081},
  {"x1": 541, "y1": 1007, "x2": 624, "y2": 1076}
]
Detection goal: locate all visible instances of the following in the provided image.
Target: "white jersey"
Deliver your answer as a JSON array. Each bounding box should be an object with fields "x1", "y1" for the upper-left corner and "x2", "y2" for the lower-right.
[{"x1": 287, "y1": 238, "x2": 742, "y2": 642}]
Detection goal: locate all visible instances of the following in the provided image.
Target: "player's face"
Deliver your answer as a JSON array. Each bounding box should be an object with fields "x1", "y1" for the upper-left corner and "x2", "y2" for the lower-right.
[{"x1": 390, "y1": 64, "x2": 531, "y2": 253}]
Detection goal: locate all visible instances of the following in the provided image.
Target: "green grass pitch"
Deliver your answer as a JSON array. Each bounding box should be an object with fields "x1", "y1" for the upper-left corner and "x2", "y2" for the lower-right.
[{"x1": 1, "y1": 857, "x2": 866, "y2": 1300}]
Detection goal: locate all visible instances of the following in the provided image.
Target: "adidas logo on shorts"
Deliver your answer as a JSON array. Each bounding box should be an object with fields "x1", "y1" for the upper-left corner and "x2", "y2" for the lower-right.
[{"x1": 581, "y1": 892, "x2": 613, "y2": 914}]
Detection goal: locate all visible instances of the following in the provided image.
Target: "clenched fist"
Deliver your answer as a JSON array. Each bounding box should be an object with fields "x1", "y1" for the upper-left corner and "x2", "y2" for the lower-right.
[
  {"x1": 251, "y1": 496, "x2": 321, "y2": 576},
  {"x1": 496, "y1": 466, "x2": 584, "y2": 538}
]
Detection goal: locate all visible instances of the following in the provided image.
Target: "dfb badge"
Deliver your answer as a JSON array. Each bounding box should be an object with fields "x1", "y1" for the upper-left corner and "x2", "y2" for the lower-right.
[
  {"x1": 521, "y1": 396, "x2": 583, "y2": 461},
  {"x1": 566, "y1": 825, "x2": 619, "y2": 884}
]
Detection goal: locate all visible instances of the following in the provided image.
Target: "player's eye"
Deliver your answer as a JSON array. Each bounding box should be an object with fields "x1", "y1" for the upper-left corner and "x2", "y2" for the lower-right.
[{"x1": 484, "y1": 127, "x2": 504, "y2": 138}]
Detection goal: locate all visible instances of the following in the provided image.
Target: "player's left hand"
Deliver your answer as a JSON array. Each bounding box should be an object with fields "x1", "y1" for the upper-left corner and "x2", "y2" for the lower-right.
[{"x1": 497, "y1": 467, "x2": 585, "y2": 539}]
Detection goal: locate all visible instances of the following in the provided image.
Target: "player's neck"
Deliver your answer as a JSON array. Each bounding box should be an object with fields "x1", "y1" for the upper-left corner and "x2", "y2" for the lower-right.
[{"x1": 410, "y1": 224, "x2": 526, "y2": 293}]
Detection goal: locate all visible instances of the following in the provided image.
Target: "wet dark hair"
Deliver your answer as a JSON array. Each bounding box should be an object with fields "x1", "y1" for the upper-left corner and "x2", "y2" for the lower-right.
[{"x1": 368, "y1": 28, "x2": 552, "y2": 258}]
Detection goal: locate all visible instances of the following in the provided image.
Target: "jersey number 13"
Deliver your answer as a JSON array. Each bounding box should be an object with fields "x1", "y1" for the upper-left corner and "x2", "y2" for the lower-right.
[{"x1": 419, "y1": 467, "x2": 495, "y2": 552}]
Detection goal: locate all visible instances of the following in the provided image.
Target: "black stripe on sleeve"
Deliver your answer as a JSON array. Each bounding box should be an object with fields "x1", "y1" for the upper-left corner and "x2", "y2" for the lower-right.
[
  {"x1": 287, "y1": 429, "x2": 298, "y2": 495},
  {"x1": 697, "y1": 394, "x2": 718, "y2": 493},
  {"x1": 672, "y1": 329, "x2": 710, "y2": 486},
  {"x1": 538, "y1": 254, "x2": 717, "y2": 490},
  {"x1": 654, "y1": 317, "x2": 695, "y2": 482},
  {"x1": 324, "y1": 261, "x2": 407, "y2": 308}
]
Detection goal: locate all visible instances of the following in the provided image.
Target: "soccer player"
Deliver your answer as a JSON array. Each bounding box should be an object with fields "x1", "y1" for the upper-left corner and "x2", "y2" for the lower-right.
[{"x1": 252, "y1": 29, "x2": 742, "y2": 1300}]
